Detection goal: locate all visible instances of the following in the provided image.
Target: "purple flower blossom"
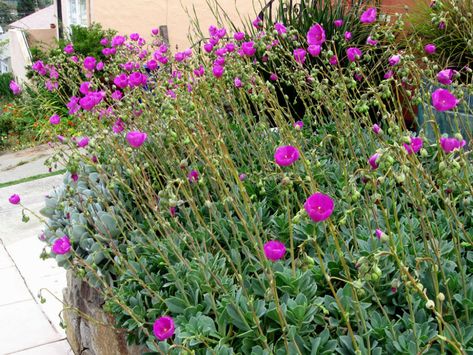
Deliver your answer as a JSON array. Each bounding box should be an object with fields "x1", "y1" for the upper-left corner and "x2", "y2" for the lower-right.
[
  {"x1": 269, "y1": 73, "x2": 278, "y2": 81},
  {"x1": 113, "y1": 119, "x2": 125, "y2": 133},
  {"x1": 83, "y1": 56, "x2": 96, "y2": 71},
  {"x1": 130, "y1": 33, "x2": 139, "y2": 41},
  {"x1": 367, "y1": 36, "x2": 378, "y2": 46},
  {"x1": 437, "y1": 69, "x2": 456, "y2": 85},
  {"x1": 203, "y1": 43, "x2": 214, "y2": 53},
  {"x1": 64, "y1": 43, "x2": 74, "y2": 54},
  {"x1": 252, "y1": 16, "x2": 263, "y2": 29},
  {"x1": 372, "y1": 124, "x2": 381, "y2": 134},
  {"x1": 263, "y1": 240, "x2": 286, "y2": 261},
  {"x1": 49, "y1": 114, "x2": 61, "y2": 125},
  {"x1": 67, "y1": 96, "x2": 80, "y2": 115},
  {"x1": 32, "y1": 60, "x2": 47, "y2": 75},
  {"x1": 100, "y1": 38, "x2": 109, "y2": 46},
  {"x1": 234, "y1": 77, "x2": 242, "y2": 88},
  {"x1": 9, "y1": 194, "x2": 20, "y2": 205},
  {"x1": 274, "y1": 22, "x2": 287, "y2": 35},
  {"x1": 212, "y1": 65, "x2": 224, "y2": 78},
  {"x1": 294, "y1": 121, "x2": 304, "y2": 130},
  {"x1": 424, "y1": 43, "x2": 436, "y2": 54},
  {"x1": 369, "y1": 153, "x2": 380, "y2": 169},
  {"x1": 334, "y1": 19, "x2": 344, "y2": 27},
  {"x1": 147, "y1": 59, "x2": 158, "y2": 71},
  {"x1": 438, "y1": 21, "x2": 445, "y2": 30},
  {"x1": 151, "y1": 27, "x2": 159, "y2": 35},
  {"x1": 79, "y1": 82, "x2": 90, "y2": 95},
  {"x1": 114, "y1": 74, "x2": 129, "y2": 89},
  {"x1": 52, "y1": 236, "x2": 71, "y2": 255},
  {"x1": 9, "y1": 80, "x2": 21, "y2": 95},
  {"x1": 403, "y1": 137, "x2": 423, "y2": 154},
  {"x1": 274, "y1": 145, "x2": 300, "y2": 166},
  {"x1": 129, "y1": 72, "x2": 146, "y2": 87},
  {"x1": 225, "y1": 42, "x2": 235, "y2": 52},
  {"x1": 71, "y1": 173, "x2": 79, "y2": 182},
  {"x1": 347, "y1": 47, "x2": 362, "y2": 62},
  {"x1": 388, "y1": 55, "x2": 401, "y2": 66},
  {"x1": 293, "y1": 48, "x2": 307, "y2": 64},
  {"x1": 153, "y1": 316, "x2": 175, "y2": 341},
  {"x1": 111, "y1": 35, "x2": 125, "y2": 47},
  {"x1": 126, "y1": 131, "x2": 147, "y2": 148},
  {"x1": 239, "y1": 173, "x2": 247, "y2": 181},
  {"x1": 384, "y1": 70, "x2": 393, "y2": 79},
  {"x1": 375, "y1": 229, "x2": 384, "y2": 240},
  {"x1": 194, "y1": 65, "x2": 205, "y2": 77},
  {"x1": 308, "y1": 45, "x2": 321, "y2": 57},
  {"x1": 304, "y1": 193, "x2": 335, "y2": 222},
  {"x1": 440, "y1": 136, "x2": 466, "y2": 153},
  {"x1": 111, "y1": 90, "x2": 123, "y2": 101},
  {"x1": 431, "y1": 88, "x2": 459, "y2": 111},
  {"x1": 96, "y1": 62, "x2": 104, "y2": 71},
  {"x1": 360, "y1": 7, "x2": 377, "y2": 23},
  {"x1": 329, "y1": 55, "x2": 338, "y2": 66},
  {"x1": 307, "y1": 23, "x2": 326, "y2": 46},
  {"x1": 188, "y1": 169, "x2": 199, "y2": 183},
  {"x1": 77, "y1": 137, "x2": 89, "y2": 148},
  {"x1": 344, "y1": 31, "x2": 352, "y2": 41},
  {"x1": 241, "y1": 41, "x2": 256, "y2": 56},
  {"x1": 234, "y1": 32, "x2": 245, "y2": 41}
]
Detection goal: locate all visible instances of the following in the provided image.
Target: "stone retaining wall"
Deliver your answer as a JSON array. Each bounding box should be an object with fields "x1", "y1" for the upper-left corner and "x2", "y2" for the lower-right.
[{"x1": 63, "y1": 271, "x2": 148, "y2": 355}]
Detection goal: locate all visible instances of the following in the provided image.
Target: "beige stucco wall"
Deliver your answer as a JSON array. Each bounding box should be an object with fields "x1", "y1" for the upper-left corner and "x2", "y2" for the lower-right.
[
  {"x1": 9, "y1": 29, "x2": 32, "y2": 83},
  {"x1": 27, "y1": 29, "x2": 57, "y2": 49},
  {"x1": 90, "y1": 0, "x2": 263, "y2": 50}
]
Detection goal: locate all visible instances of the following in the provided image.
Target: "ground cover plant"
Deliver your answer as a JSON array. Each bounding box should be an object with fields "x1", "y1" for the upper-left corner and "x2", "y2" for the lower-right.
[{"x1": 8, "y1": 1, "x2": 473, "y2": 354}]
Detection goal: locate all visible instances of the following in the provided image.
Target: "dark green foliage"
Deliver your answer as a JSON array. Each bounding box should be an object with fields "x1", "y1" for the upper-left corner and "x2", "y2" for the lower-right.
[{"x1": 16, "y1": 0, "x2": 35, "y2": 18}]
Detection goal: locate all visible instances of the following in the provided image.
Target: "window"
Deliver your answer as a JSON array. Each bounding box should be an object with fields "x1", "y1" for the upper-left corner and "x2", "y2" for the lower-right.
[{"x1": 68, "y1": 0, "x2": 88, "y2": 26}]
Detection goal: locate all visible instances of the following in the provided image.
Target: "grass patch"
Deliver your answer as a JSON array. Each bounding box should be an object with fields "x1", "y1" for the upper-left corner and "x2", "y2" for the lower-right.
[{"x1": 0, "y1": 169, "x2": 66, "y2": 188}]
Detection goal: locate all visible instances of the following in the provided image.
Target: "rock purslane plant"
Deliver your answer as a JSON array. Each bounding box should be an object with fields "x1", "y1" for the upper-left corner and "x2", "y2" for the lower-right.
[{"x1": 9, "y1": 2, "x2": 473, "y2": 354}]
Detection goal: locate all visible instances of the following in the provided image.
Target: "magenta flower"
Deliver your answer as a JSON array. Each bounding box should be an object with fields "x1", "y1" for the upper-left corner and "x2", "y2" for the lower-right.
[
  {"x1": 77, "y1": 137, "x2": 89, "y2": 148},
  {"x1": 360, "y1": 7, "x2": 377, "y2": 23},
  {"x1": 129, "y1": 72, "x2": 146, "y2": 87},
  {"x1": 79, "y1": 82, "x2": 90, "y2": 95},
  {"x1": 71, "y1": 173, "x2": 79, "y2": 182},
  {"x1": 368, "y1": 153, "x2": 380, "y2": 169},
  {"x1": 113, "y1": 119, "x2": 125, "y2": 133},
  {"x1": 8, "y1": 194, "x2": 20, "y2": 205},
  {"x1": 126, "y1": 131, "x2": 147, "y2": 148},
  {"x1": 438, "y1": 21, "x2": 445, "y2": 30},
  {"x1": 151, "y1": 28, "x2": 159, "y2": 35},
  {"x1": 225, "y1": 43, "x2": 235, "y2": 52},
  {"x1": 403, "y1": 137, "x2": 423, "y2": 154},
  {"x1": 188, "y1": 169, "x2": 199, "y2": 183},
  {"x1": 384, "y1": 70, "x2": 393, "y2": 79},
  {"x1": 388, "y1": 55, "x2": 401, "y2": 66},
  {"x1": 100, "y1": 38, "x2": 109, "y2": 46},
  {"x1": 64, "y1": 43, "x2": 74, "y2": 54},
  {"x1": 294, "y1": 121, "x2": 304, "y2": 130},
  {"x1": 214, "y1": 56, "x2": 225, "y2": 66},
  {"x1": 239, "y1": 173, "x2": 247, "y2": 181},
  {"x1": 49, "y1": 114, "x2": 61, "y2": 125},
  {"x1": 9, "y1": 80, "x2": 21, "y2": 95},
  {"x1": 367, "y1": 36, "x2": 378, "y2": 46},
  {"x1": 307, "y1": 23, "x2": 326, "y2": 45},
  {"x1": 274, "y1": 145, "x2": 300, "y2": 166},
  {"x1": 153, "y1": 316, "x2": 175, "y2": 341},
  {"x1": 241, "y1": 41, "x2": 256, "y2": 56},
  {"x1": 293, "y1": 48, "x2": 307, "y2": 64},
  {"x1": 424, "y1": 43, "x2": 436, "y2": 54},
  {"x1": 114, "y1": 74, "x2": 128, "y2": 89},
  {"x1": 437, "y1": 69, "x2": 456, "y2": 85},
  {"x1": 83, "y1": 56, "x2": 96, "y2": 71},
  {"x1": 372, "y1": 124, "x2": 381, "y2": 134},
  {"x1": 274, "y1": 22, "x2": 287, "y2": 35},
  {"x1": 431, "y1": 88, "x2": 459, "y2": 111},
  {"x1": 304, "y1": 193, "x2": 335, "y2": 222},
  {"x1": 234, "y1": 77, "x2": 242, "y2": 88},
  {"x1": 263, "y1": 240, "x2": 286, "y2": 261},
  {"x1": 269, "y1": 73, "x2": 278, "y2": 81},
  {"x1": 440, "y1": 137, "x2": 466, "y2": 153},
  {"x1": 130, "y1": 32, "x2": 139, "y2": 41},
  {"x1": 329, "y1": 55, "x2": 338, "y2": 66},
  {"x1": 308, "y1": 45, "x2": 321, "y2": 57},
  {"x1": 111, "y1": 90, "x2": 123, "y2": 101},
  {"x1": 252, "y1": 16, "x2": 263, "y2": 29},
  {"x1": 375, "y1": 229, "x2": 384, "y2": 240},
  {"x1": 52, "y1": 236, "x2": 71, "y2": 255},
  {"x1": 32, "y1": 60, "x2": 46, "y2": 75},
  {"x1": 234, "y1": 32, "x2": 245, "y2": 41},
  {"x1": 111, "y1": 35, "x2": 125, "y2": 47},
  {"x1": 212, "y1": 65, "x2": 224, "y2": 78},
  {"x1": 347, "y1": 47, "x2": 362, "y2": 62},
  {"x1": 334, "y1": 19, "x2": 344, "y2": 27},
  {"x1": 344, "y1": 31, "x2": 352, "y2": 41},
  {"x1": 194, "y1": 65, "x2": 205, "y2": 77}
]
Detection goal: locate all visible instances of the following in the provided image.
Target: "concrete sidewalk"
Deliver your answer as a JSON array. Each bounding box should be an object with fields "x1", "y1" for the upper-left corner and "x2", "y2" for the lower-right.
[{"x1": 0, "y1": 174, "x2": 72, "y2": 355}]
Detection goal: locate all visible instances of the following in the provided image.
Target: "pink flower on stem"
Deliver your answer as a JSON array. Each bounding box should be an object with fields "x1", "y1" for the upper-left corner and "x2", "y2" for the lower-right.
[
  {"x1": 269, "y1": 73, "x2": 278, "y2": 81},
  {"x1": 329, "y1": 55, "x2": 338, "y2": 66},
  {"x1": 64, "y1": 43, "x2": 74, "y2": 54},
  {"x1": 344, "y1": 31, "x2": 352, "y2": 41},
  {"x1": 77, "y1": 137, "x2": 89, "y2": 148},
  {"x1": 431, "y1": 88, "x2": 459, "y2": 111},
  {"x1": 9, "y1": 80, "x2": 21, "y2": 95},
  {"x1": 234, "y1": 32, "x2": 245, "y2": 41},
  {"x1": 388, "y1": 55, "x2": 401, "y2": 66},
  {"x1": 126, "y1": 131, "x2": 147, "y2": 148},
  {"x1": 188, "y1": 170, "x2": 199, "y2": 183},
  {"x1": 241, "y1": 41, "x2": 256, "y2": 56},
  {"x1": 347, "y1": 47, "x2": 362, "y2": 62},
  {"x1": 153, "y1": 316, "x2": 175, "y2": 341},
  {"x1": 239, "y1": 173, "x2": 247, "y2": 181},
  {"x1": 368, "y1": 153, "x2": 380, "y2": 169},
  {"x1": 437, "y1": 69, "x2": 456, "y2": 85},
  {"x1": 403, "y1": 137, "x2": 423, "y2": 154},
  {"x1": 212, "y1": 65, "x2": 224, "y2": 78},
  {"x1": 274, "y1": 22, "x2": 287, "y2": 35},
  {"x1": 308, "y1": 45, "x2": 321, "y2": 57},
  {"x1": 113, "y1": 119, "x2": 125, "y2": 133},
  {"x1": 304, "y1": 193, "x2": 335, "y2": 222},
  {"x1": 293, "y1": 48, "x2": 307, "y2": 64},
  {"x1": 274, "y1": 145, "x2": 300, "y2": 166},
  {"x1": 367, "y1": 36, "x2": 378, "y2": 46},
  {"x1": 384, "y1": 70, "x2": 394, "y2": 79},
  {"x1": 9, "y1": 194, "x2": 20, "y2": 205},
  {"x1": 252, "y1": 16, "x2": 263, "y2": 29},
  {"x1": 440, "y1": 137, "x2": 466, "y2": 153},
  {"x1": 294, "y1": 121, "x2": 304, "y2": 130},
  {"x1": 372, "y1": 124, "x2": 381, "y2": 134},
  {"x1": 334, "y1": 19, "x2": 344, "y2": 27},
  {"x1": 49, "y1": 114, "x2": 61, "y2": 125},
  {"x1": 151, "y1": 28, "x2": 159, "y2": 35},
  {"x1": 52, "y1": 236, "x2": 71, "y2": 255},
  {"x1": 307, "y1": 23, "x2": 326, "y2": 45},
  {"x1": 424, "y1": 43, "x2": 436, "y2": 54},
  {"x1": 375, "y1": 229, "x2": 385, "y2": 240},
  {"x1": 83, "y1": 56, "x2": 96, "y2": 71},
  {"x1": 234, "y1": 77, "x2": 242, "y2": 88},
  {"x1": 263, "y1": 240, "x2": 286, "y2": 261},
  {"x1": 360, "y1": 7, "x2": 377, "y2": 23}
]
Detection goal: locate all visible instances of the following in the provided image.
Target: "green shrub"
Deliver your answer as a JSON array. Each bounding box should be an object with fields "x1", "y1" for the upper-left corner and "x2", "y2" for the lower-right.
[{"x1": 0, "y1": 72, "x2": 14, "y2": 99}]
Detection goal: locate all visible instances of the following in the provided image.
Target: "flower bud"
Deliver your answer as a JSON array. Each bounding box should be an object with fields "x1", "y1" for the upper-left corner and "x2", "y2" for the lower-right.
[
  {"x1": 437, "y1": 292, "x2": 445, "y2": 302},
  {"x1": 426, "y1": 299, "x2": 435, "y2": 310}
]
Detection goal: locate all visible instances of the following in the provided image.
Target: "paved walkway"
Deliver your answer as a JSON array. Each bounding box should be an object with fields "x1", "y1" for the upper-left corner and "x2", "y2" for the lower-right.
[{"x1": 0, "y1": 146, "x2": 72, "y2": 355}]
